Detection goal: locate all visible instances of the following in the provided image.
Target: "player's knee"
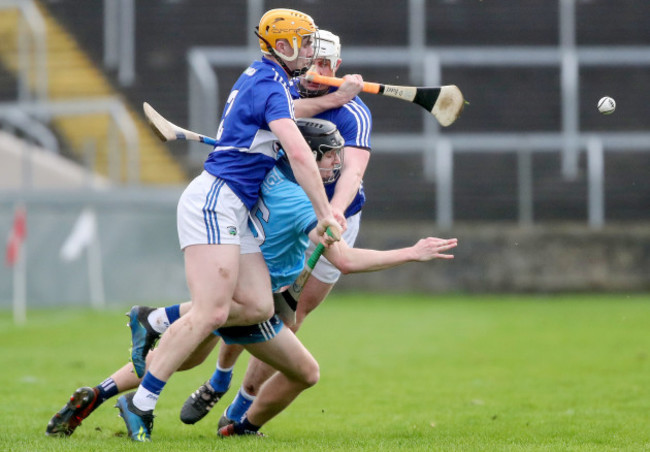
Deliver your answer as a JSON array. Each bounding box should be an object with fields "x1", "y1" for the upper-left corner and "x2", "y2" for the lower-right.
[
  {"x1": 244, "y1": 300, "x2": 274, "y2": 324},
  {"x1": 306, "y1": 364, "x2": 320, "y2": 388},
  {"x1": 301, "y1": 359, "x2": 320, "y2": 388},
  {"x1": 191, "y1": 307, "x2": 229, "y2": 331},
  {"x1": 242, "y1": 381, "x2": 260, "y2": 397},
  {"x1": 257, "y1": 302, "x2": 275, "y2": 322}
]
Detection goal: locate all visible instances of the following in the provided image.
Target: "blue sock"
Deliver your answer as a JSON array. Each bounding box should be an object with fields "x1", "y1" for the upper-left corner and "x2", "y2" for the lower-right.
[
  {"x1": 133, "y1": 372, "x2": 167, "y2": 412},
  {"x1": 226, "y1": 388, "x2": 255, "y2": 422},
  {"x1": 209, "y1": 364, "x2": 233, "y2": 393},
  {"x1": 164, "y1": 305, "x2": 181, "y2": 324},
  {"x1": 141, "y1": 372, "x2": 166, "y2": 395},
  {"x1": 95, "y1": 377, "x2": 118, "y2": 404}
]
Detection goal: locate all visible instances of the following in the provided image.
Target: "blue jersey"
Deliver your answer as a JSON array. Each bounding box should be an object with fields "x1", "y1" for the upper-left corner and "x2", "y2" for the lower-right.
[
  {"x1": 290, "y1": 81, "x2": 371, "y2": 217},
  {"x1": 204, "y1": 58, "x2": 295, "y2": 209},
  {"x1": 249, "y1": 162, "x2": 317, "y2": 291}
]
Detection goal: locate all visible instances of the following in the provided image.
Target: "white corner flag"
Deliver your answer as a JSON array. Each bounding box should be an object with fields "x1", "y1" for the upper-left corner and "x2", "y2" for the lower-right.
[
  {"x1": 60, "y1": 208, "x2": 105, "y2": 308},
  {"x1": 60, "y1": 209, "x2": 97, "y2": 261}
]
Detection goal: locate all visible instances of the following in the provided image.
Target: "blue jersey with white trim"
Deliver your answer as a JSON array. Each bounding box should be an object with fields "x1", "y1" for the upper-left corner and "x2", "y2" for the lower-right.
[
  {"x1": 249, "y1": 164, "x2": 317, "y2": 291},
  {"x1": 204, "y1": 58, "x2": 295, "y2": 210},
  {"x1": 290, "y1": 82, "x2": 371, "y2": 217}
]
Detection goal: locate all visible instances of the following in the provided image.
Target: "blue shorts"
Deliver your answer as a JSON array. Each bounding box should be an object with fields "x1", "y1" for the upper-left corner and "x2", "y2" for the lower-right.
[{"x1": 215, "y1": 314, "x2": 284, "y2": 345}]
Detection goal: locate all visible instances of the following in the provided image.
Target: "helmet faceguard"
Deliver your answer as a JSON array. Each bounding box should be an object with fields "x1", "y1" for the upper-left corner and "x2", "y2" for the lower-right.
[
  {"x1": 296, "y1": 118, "x2": 344, "y2": 183},
  {"x1": 256, "y1": 9, "x2": 317, "y2": 77},
  {"x1": 297, "y1": 30, "x2": 341, "y2": 98},
  {"x1": 314, "y1": 30, "x2": 341, "y2": 70}
]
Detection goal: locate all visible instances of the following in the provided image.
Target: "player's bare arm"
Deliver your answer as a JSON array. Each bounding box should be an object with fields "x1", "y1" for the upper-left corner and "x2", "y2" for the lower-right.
[
  {"x1": 329, "y1": 146, "x2": 370, "y2": 217},
  {"x1": 294, "y1": 74, "x2": 364, "y2": 116},
  {"x1": 308, "y1": 228, "x2": 457, "y2": 274}
]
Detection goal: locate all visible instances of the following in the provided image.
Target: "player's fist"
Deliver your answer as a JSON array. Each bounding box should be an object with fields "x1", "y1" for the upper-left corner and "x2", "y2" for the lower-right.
[{"x1": 316, "y1": 217, "x2": 342, "y2": 246}]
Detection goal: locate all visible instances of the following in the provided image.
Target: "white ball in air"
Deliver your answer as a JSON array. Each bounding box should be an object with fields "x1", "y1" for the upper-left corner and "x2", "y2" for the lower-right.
[{"x1": 597, "y1": 96, "x2": 616, "y2": 115}]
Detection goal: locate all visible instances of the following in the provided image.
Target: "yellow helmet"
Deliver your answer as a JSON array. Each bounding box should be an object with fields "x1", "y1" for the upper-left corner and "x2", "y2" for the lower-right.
[{"x1": 257, "y1": 8, "x2": 317, "y2": 62}]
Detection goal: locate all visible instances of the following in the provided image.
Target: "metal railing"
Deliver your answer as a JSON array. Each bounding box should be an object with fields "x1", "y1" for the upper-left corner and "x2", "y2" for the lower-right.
[
  {"x1": 103, "y1": 0, "x2": 135, "y2": 86},
  {"x1": 184, "y1": 0, "x2": 650, "y2": 229},
  {"x1": 0, "y1": 0, "x2": 141, "y2": 183},
  {"x1": 0, "y1": 98, "x2": 140, "y2": 184},
  {"x1": 0, "y1": 0, "x2": 48, "y2": 101}
]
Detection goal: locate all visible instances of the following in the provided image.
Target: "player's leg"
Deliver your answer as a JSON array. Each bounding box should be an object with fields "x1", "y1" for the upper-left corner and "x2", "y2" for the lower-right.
[
  {"x1": 180, "y1": 341, "x2": 245, "y2": 424},
  {"x1": 131, "y1": 250, "x2": 272, "y2": 378},
  {"x1": 218, "y1": 355, "x2": 277, "y2": 427},
  {"x1": 46, "y1": 351, "x2": 149, "y2": 438},
  {"x1": 142, "y1": 174, "x2": 249, "y2": 380},
  {"x1": 217, "y1": 214, "x2": 361, "y2": 427},
  {"x1": 129, "y1": 302, "x2": 190, "y2": 378},
  {"x1": 218, "y1": 326, "x2": 319, "y2": 436},
  {"x1": 224, "y1": 250, "x2": 275, "y2": 327},
  {"x1": 47, "y1": 321, "x2": 221, "y2": 437},
  {"x1": 120, "y1": 267, "x2": 272, "y2": 439},
  {"x1": 145, "y1": 243, "x2": 239, "y2": 377},
  {"x1": 116, "y1": 173, "x2": 263, "y2": 442},
  {"x1": 180, "y1": 235, "x2": 274, "y2": 424},
  {"x1": 293, "y1": 276, "x2": 334, "y2": 330},
  {"x1": 45, "y1": 362, "x2": 137, "y2": 437},
  {"x1": 116, "y1": 330, "x2": 222, "y2": 440}
]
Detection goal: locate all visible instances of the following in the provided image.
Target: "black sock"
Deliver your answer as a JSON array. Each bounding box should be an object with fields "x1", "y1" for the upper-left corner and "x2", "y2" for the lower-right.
[
  {"x1": 95, "y1": 377, "x2": 119, "y2": 404},
  {"x1": 236, "y1": 417, "x2": 260, "y2": 433}
]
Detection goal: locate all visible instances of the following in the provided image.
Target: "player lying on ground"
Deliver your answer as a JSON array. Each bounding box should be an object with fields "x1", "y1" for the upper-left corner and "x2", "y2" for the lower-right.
[
  {"x1": 45, "y1": 119, "x2": 457, "y2": 439},
  {"x1": 179, "y1": 28, "x2": 375, "y2": 429}
]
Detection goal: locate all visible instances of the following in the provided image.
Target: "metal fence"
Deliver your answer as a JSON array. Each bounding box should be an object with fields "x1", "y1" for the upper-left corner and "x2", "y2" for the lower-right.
[{"x1": 187, "y1": 0, "x2": 650, "y2": 229}]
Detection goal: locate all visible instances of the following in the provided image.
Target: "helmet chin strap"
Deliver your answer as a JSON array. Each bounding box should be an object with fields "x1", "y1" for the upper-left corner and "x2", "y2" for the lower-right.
[{"x1": 255, "y1": 30, "x2": 308, "y2": 78}]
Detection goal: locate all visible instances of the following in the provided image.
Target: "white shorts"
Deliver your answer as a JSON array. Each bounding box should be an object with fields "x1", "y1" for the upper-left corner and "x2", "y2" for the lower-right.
[
  {"x1": 306, "y1": 211, "x2": 361, "y2": 284},
  {"x1": 177, "y1": 171, "x2": 259, "y2": 254}
]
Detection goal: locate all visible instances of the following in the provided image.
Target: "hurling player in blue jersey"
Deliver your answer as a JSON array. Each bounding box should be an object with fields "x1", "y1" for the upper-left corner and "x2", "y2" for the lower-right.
[
  {"x1": 44, "y1": 119, "x2": 457, "y2": 439},
  {"x1": 179, "y1": 30, "x2": 376, "y2": 429},
  {"x1": 292, "y1": 30, "x2": 371, "y2": 332},
  {"x1": 113, "y1": 8, "x2": 344, "y2": 441}
]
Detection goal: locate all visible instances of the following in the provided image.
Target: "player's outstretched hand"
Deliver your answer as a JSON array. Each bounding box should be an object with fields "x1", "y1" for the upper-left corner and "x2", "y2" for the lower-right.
[
  {"x1": 332, "y1": 74, "x2": 364, "y2": 105},
  {"x1": 412, "y1": 237, "x2": 458, "y2": 261},
  {"x1": 316, "y1": 217, "x2": 343, "y2": 246}
]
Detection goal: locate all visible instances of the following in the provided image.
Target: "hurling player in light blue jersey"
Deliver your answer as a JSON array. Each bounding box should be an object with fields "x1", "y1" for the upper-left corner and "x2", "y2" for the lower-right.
[
  {"x1": 187, "y1": 119, "x2": 456, "y2": 436},
  {"x1": 44, "y1": 119, "x2": 457, "y2": 439},
  {"x1": 181, "y1": 30, "x2": 376, "y2": 429},
  {"x1": 115, "y1": 9, "x2": 343, "y2": 442}
]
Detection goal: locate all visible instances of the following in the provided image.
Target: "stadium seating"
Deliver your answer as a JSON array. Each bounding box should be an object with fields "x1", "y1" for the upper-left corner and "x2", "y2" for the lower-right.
[{"x1": 21, "y1": 1, "x2": 650, "y2": 220}]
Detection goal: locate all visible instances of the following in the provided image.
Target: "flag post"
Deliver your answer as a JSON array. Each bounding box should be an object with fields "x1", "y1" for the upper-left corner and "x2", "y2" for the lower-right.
[
  {"x1": 87, "y1": 224, "x2": 105, "y2": 309},
  {"x1": 60, "y1": 208, "x2": 105, "y2": 308},
  {"x1": 13, "y1": 242, "x2": 26, "y2": 325},
  {"x1": 6, "y1": 204, "x2": 27, "y2": 325}
]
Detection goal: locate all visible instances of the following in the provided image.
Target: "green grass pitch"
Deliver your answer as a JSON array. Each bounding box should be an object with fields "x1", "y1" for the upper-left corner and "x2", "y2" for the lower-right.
[{"x1": 1, "y1": 293, "x2": 649, "y2": 451}]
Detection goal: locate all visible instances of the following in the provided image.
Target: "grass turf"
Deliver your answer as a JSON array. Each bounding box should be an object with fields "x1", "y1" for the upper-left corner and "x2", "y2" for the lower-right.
[{"x1": 1, "y1": 293, "x2": 649, "y2": 451}]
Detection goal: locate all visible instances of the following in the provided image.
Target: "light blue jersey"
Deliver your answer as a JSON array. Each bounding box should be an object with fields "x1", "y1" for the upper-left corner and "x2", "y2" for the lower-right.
[
  {"x1": 249, "y1": 161, "x2": 319, "y2": 292},
  {"x1": 204, "y1": 58, "x2": 295, "y2": 209},
  {"x1": 247, "y1": 84, "x2": 374, "y2": 291}
]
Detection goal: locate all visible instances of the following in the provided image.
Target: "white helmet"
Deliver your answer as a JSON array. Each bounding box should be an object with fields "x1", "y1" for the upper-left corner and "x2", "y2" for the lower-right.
[
  {"x1": 297, "y1": 30, "x2": 341, "y2": 98},
  {"x1": 314, "y1": 30, "x2": 341, "y2": 69}
]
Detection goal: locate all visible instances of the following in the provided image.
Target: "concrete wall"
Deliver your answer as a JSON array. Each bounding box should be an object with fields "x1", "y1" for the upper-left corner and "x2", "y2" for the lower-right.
[
  {"x1": 0, "y1": 131, "x2": 108, "y2": 190},
  {"x1": 337, "y1": 221, "x2": 650, "y2": 294},
  {"x1": 2, "y1": 197, "x2": 648, "y2": 310}
]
